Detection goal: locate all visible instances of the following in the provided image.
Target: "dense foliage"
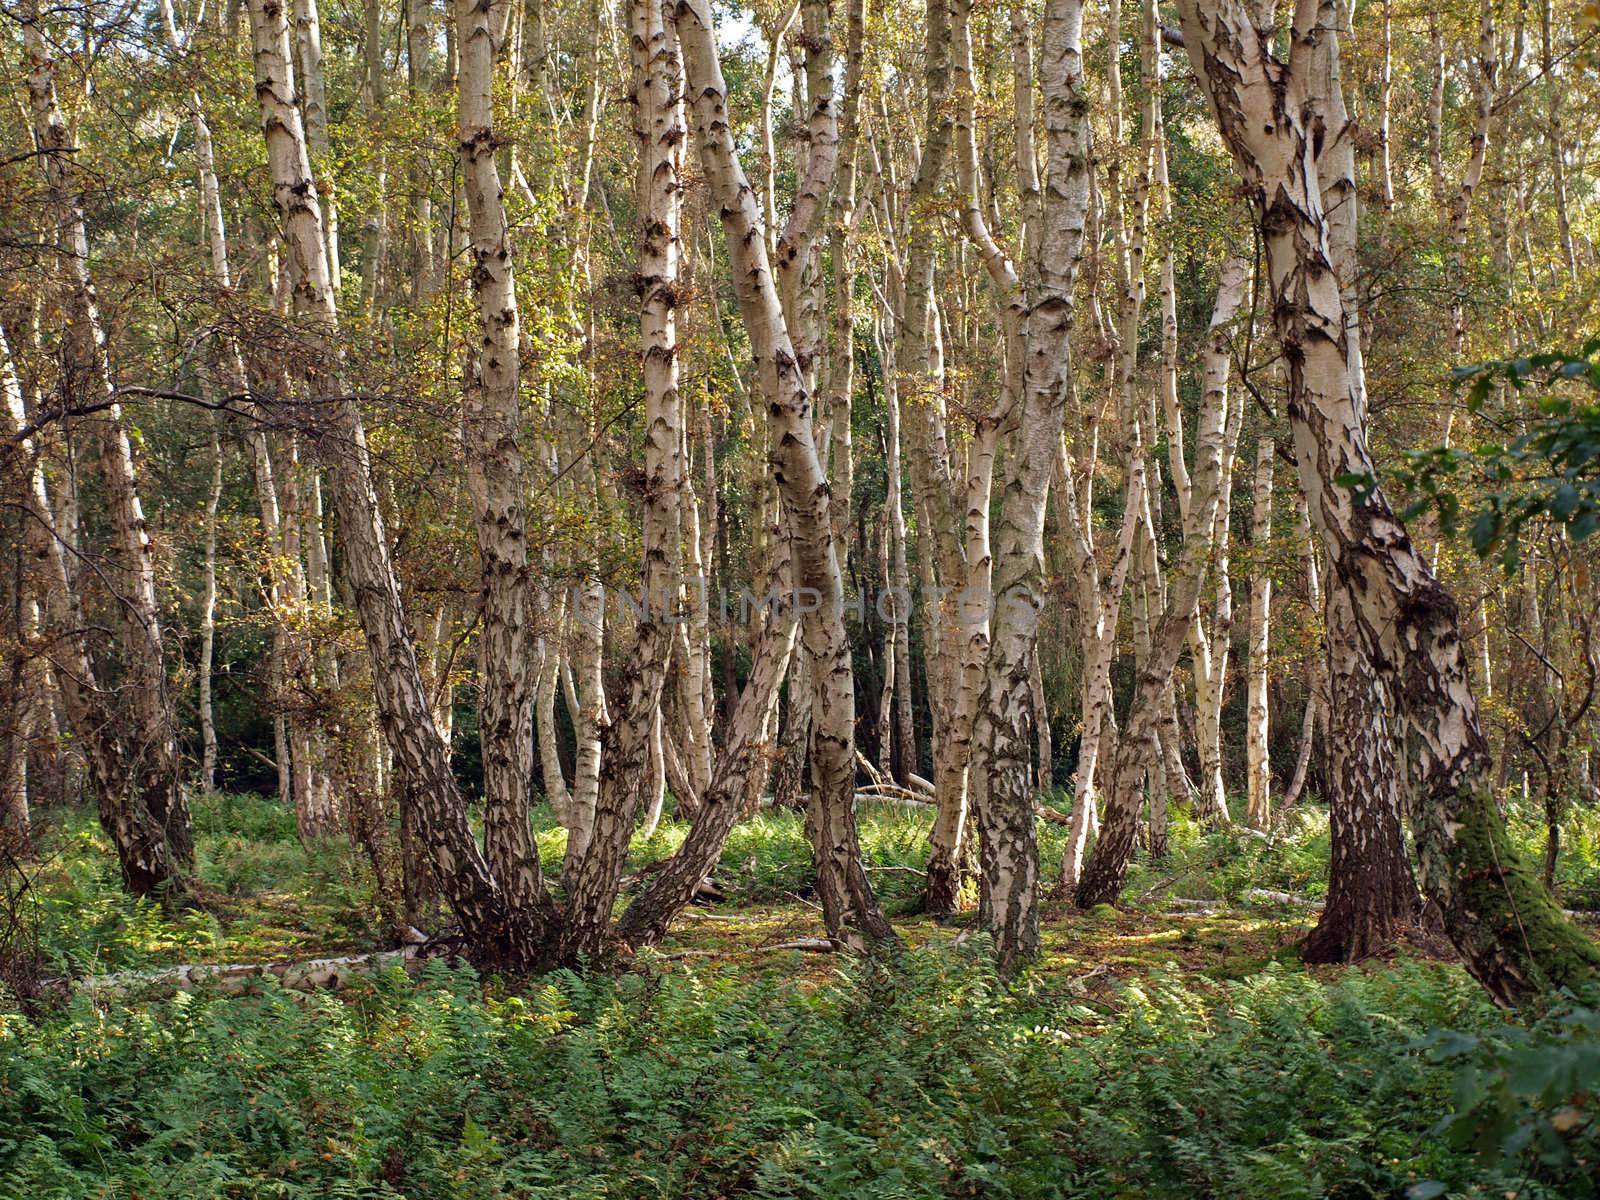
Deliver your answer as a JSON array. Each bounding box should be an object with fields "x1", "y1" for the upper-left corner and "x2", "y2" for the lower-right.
[
  {"x1": 5, "y1": 799, "x2": 1600, "y2": 1199},
  {"x1": 5, "y1": 0, "x2": 1600, "y2": 1190},
  {"x1": 1389, "y1": 340, "x2": 1600, "y2": 568},
  {"x1": 0, "y1": 955, "x2": 1529, "y2": 1200}
]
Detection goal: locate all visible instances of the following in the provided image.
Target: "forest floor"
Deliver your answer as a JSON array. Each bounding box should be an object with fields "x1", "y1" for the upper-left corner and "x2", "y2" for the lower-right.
[
  {"x1": 3, "y1": 793, "x2": 1599, "y2": 1198},
  {"x1": 9, "y1": 793, "x2": 1497, "y2": 986}
]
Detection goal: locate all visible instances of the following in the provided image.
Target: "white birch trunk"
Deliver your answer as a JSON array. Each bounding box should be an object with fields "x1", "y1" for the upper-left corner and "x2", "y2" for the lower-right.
[
  {"x1": 1176, "y1": 0, "x2": 1600, "y2": 1003},
  {"x1": 292, "y1": 0, "x2": 340, "y2": 293},
  {"x1": 24, "y1": 2, "x2": 192, "y2": 881},
  {"x1": 971, "y1": 0, "x2": 1091, "y2": 973},
  {"x1": 676, "y1": 0, "x2": 891, "y2": 947},
  {"x1": 1244, "y1": 437, "x2": 1273, "y2": 828},
  {"x1": 566, "y1": 581, "x2": 605, "y2": 876},
  {"x1": 455, "y1": 0, "x2": 541, "y2": 911}
]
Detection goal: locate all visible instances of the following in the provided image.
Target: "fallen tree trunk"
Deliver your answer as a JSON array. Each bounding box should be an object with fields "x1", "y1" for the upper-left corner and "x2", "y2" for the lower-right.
[
  {"x1": 45, "y1": 945, "x2": 425, "y2": 999},
  {"x1": 1245, "y1": 889, "x2": 1324, "y2": 908}
]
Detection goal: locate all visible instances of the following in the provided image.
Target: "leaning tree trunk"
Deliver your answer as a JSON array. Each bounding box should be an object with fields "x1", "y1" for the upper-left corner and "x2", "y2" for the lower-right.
[
  {"x1": 616, "y1": 597, "x2": 798, "y2": 947},
  {"x1": 24, "y1": 2, "x2": 192, "y2": 884},
  {"x1": 247, "y1": 0, "x2": 546, "y2": 968},
  {"x1": 677, "y1": 0, "x2": 892, "y2": 948},
  {"x1": 1177, "y1": 0, "x2": 1600, "y2": 1004}
]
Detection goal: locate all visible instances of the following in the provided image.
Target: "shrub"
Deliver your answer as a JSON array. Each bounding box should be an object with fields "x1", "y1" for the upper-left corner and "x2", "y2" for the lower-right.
[{"x1": 3, "y1": 952, "x2": 1583, "y2": 1199}]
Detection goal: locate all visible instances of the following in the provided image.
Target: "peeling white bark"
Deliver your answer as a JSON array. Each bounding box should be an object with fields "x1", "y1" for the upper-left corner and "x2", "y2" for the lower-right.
[
  {"x1": 676, "y1": 0, "x2": 891, "y2": 947},
  {"x1": 972, "y1": 0, "x2": 1092, "y2": 975},
  {"x1": 1244, "y1": 437, "x2": 1273, "y2": 829},
  {"x1": 1176, "y1": 0, "x2": 1600, "y2": 1002},
  {"x1": 24, "y1": 1, "x2": 191, "y2": 885}
]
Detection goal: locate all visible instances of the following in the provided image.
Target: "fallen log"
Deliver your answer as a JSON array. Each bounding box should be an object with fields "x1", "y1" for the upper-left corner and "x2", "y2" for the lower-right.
[
  {"x1": 855, "y1": 787, "x2": 935, "y2": 807},
  {"x1": 854, "y1": 752, "x2": 935, "y2": 794},
  {"x1": 44, "y1": 945, "x2": 425, "y2": 1000},
  {"x1": 1243, "y1": 889, "x2": 1324, "y2": 908},
  {"x1": 763, "y1": 937, "x2": 835, "y2": 953}
]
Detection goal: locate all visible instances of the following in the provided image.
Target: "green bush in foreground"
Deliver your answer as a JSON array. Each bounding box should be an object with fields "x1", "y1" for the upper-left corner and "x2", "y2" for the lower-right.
[{"x1": 2, "y1": 950, "x2": 1590, "y2": 1200}]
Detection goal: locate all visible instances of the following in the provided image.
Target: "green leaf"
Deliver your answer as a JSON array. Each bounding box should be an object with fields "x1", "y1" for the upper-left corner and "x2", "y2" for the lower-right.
[
  {"x1": 1550, "y1": 484, "x2": 1581, "y2": 519},
  {"x1": 1568, "y1": 509, "x2": 1600, "y2": 542}
]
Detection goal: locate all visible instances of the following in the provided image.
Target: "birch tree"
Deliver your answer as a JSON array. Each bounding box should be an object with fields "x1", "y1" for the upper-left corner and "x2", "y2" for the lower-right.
[
  {"x1": 971, "y1": 0, "x2": 1092, "y2": 973},
  {"x1": 246, "y1": 0, "x2": 549, "y2": 966},
  {"x1": 675, "y1": 0, "x2": 893, "y2": 948},
  {"x1": 1175, "y1": 0, "x2": 1600, "y2": 1002},
  {"x1": 455, "y1": 0, "x2": 542, "y2": 912},
  {"x1": 23, "y1": 0, "x2": 193, "y2": 886}
]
